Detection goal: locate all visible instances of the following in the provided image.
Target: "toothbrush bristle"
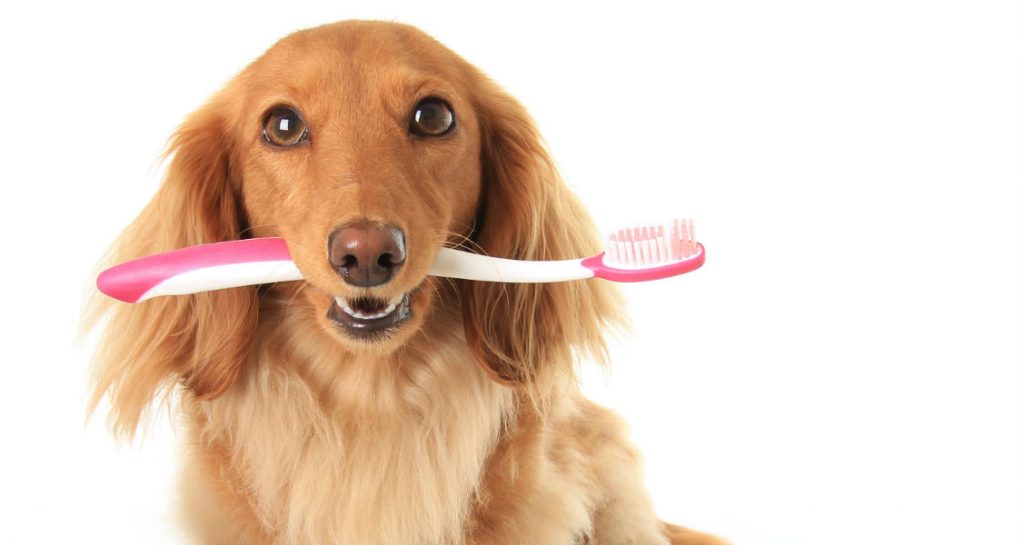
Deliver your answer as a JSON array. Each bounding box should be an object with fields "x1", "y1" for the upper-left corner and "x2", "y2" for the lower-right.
[{"x1": 604, "y1": 219, "x2": 699, "y2": 268}]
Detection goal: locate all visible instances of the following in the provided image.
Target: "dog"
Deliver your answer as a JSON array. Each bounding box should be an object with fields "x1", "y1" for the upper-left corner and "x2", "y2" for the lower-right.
[{"x1": 87, "y1": 20, "x2": 726, "y2": 545}]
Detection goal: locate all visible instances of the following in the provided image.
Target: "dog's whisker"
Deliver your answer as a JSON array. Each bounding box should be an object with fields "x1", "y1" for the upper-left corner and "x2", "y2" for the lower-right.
[
  {"x1": 442, "y1": 231, "x2": 485, "y2": 254},
  {"x1": 284, "y1": 281, "x2": 310, "y2": 308}
]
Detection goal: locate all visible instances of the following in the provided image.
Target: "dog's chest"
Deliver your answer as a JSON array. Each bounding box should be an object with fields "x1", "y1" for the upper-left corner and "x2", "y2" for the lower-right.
[{"x1": 200, "y1": 346, "x2": 513, "y2": 545}]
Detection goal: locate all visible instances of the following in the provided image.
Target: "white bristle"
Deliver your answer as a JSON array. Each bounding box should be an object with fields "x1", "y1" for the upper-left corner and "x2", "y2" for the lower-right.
[
  {"x1": 656, "y1": 225, "x2": 668, "y2": 262},
  {"x1": 603, "y1": 218, "x2": 699, "y2": 269}
]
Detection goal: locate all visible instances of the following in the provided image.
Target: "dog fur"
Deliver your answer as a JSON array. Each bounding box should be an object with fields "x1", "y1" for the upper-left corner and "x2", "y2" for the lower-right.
[{"x1": 87, "y1": 21, "x2": 726, "y2": 545}]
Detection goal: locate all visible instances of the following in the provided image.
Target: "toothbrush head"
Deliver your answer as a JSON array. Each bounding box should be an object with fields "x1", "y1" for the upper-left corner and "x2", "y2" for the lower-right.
[
  {"x1": 581, "y1": 218, "x2": 705, "y2": 282},
  {"x1": 604, "y1": 219, "x2": 700, "y2": 268}
]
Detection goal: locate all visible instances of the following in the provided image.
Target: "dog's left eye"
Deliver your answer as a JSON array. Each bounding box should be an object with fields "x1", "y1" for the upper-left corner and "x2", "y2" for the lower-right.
[
  {"x1": 410, "y1": 98, "x2": 455, "y2": 137},
  {"x1": 263, "y1": 106, "x2": 309, "y2": 147}
]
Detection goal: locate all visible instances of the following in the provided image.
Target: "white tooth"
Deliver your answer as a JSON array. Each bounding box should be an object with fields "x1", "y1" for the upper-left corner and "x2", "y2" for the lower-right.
[
  {"x1": 335, "y1": 297, "x2": 358, "y2": 317},
  {"x1": 335, "y1": 294, "x2": 405, "y2": 321}
]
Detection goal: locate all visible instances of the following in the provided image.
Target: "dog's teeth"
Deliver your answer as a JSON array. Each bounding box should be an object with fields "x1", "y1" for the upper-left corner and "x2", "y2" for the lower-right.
[
  {"x1": 334, "y1": 297, "x2": 357, "y2": 316},
  {"x1": 335, "y1": 294, "x2": 405, "y2": 321}
]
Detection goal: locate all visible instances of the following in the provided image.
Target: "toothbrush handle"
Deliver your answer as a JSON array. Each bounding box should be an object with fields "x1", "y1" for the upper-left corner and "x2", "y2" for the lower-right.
[
  {"x1": 429, "y1": 248, "x2": 594, "y2": 282},
  {"x1": 97, "y1": 238, "x2": 299, "y2": 303}
]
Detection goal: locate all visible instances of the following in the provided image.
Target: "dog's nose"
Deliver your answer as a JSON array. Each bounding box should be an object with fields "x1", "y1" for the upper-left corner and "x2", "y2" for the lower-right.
[{"x1": 328, "y1": 222, "x2": 407, "y2": 287}]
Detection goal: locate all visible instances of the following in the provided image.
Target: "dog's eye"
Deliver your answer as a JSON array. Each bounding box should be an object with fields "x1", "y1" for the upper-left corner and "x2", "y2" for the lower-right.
[
  {"x1": 263, "y1": 107, "x2": 308, "y2": 147},
  {"x1": 410, "y1": 98, "x2": 455, "y2": 137}
]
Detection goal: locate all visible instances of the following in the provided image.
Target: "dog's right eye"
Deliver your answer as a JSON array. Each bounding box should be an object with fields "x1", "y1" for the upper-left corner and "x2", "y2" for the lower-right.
[{"x1": 263, "y1": 107, "x2": 308, "y2": 147}]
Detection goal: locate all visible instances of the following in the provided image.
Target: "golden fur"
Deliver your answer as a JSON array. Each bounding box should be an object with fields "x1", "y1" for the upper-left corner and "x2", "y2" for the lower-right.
[{"x1": 86, "y1": 21, "x2": 727, "y2": 545}]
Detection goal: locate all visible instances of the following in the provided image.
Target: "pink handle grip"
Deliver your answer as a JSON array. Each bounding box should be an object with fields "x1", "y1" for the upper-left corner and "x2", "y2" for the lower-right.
[
  {"x1": 581, "y1": 243, "x2": 705, "y2": 282},
  {"x1": 97, "y1": 238, "x2": 291, "y2": 303}
]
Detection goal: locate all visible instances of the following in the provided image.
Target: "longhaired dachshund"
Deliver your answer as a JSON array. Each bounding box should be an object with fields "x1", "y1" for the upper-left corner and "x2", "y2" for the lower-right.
[{"x1": 87, "y1": 20, "x2": 726, "y2": 545}]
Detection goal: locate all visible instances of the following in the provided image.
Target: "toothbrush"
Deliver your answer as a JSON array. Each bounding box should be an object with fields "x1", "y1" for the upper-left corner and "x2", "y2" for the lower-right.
[{"x1": 98, "y1": 219, "x2": 706, "y2": 303}]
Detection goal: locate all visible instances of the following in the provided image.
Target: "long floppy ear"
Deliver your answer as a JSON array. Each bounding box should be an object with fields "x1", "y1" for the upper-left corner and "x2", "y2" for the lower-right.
[
  {"x1": 85, "y1": 95, "x2": 256, "y2": 438},
  {"x1": 462, "y1": 81, "x2": 624, "y2": 391}
]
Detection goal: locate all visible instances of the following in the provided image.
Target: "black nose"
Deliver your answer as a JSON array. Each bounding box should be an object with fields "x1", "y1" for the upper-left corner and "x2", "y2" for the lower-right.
[{"x1": 328, "y1": 222, "x2": 407, "y2": 287}]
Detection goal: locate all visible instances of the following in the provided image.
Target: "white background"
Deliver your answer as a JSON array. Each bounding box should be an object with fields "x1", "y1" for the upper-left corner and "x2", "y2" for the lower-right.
[{"x1": 0, "y1": 1, "x2": 1019, "y2": 544}]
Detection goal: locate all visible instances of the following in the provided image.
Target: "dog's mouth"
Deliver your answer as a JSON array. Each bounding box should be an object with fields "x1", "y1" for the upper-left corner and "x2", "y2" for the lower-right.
[{"x1": 327, "y1": 292, "x2": 412, "y2": 339}]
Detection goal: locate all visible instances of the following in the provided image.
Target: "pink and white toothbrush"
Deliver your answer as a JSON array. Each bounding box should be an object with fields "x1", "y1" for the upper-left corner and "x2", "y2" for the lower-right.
[{"x1": 98, "y1": 219, "x2": 705, "y2": 303}]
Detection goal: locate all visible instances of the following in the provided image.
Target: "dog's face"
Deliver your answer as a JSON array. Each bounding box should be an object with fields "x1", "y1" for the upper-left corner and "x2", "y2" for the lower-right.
[
  {"x1": 224, "y1": 23, "x2": 484, "y2": 352},
  {"x1": 93, "y1": 21, "x2": 619, "y2": 417}
]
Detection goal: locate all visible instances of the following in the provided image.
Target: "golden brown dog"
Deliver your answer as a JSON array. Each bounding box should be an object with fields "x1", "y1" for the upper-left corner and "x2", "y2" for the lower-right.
[{"x1": 88, "y1": 20, "x2": 726, "y2": 545}]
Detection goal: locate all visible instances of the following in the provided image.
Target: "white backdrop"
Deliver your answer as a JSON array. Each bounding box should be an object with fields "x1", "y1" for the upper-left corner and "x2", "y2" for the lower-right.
[{"x1": 0, "y1": 1, "x2": 1019, "y2": 544}]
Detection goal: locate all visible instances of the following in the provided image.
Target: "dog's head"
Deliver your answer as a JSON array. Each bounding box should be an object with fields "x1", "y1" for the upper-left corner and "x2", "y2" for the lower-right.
[{"x1": 90, "y1": 21, "x2": 621, "y2": 434}]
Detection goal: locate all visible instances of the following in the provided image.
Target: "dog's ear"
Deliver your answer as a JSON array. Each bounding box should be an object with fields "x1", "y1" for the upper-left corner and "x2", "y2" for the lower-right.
[
  {"x1": 86, "y1": 94, "x2": 256, "y2": 438},
  {"x1": 462, "y1": 82, "x2": 624, "y2": 391}
]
